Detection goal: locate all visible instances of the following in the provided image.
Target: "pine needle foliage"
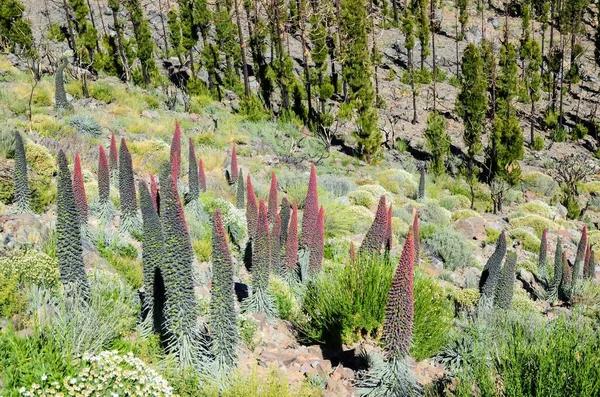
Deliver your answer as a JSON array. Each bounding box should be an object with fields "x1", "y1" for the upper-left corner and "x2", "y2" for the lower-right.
[
  {"x1": 56, "y1": 149, "x2": 90, "y2": 298},
  {"x1": 13, "y1": 131, "x2": 30, "y2": 213},
  {"x1": 210, "y1": 210, "x2": 239, "y2": 371},
  {"x1": 494, "y1": 251, "x2": 517, "y2": 309}
]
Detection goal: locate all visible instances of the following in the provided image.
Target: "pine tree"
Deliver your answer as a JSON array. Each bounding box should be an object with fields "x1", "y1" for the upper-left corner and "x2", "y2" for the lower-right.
[
  {"x1": 56, "y1": 149, "x2": 90, "y2": 297},
  {"x1": 285, "y1": 202, "x2": 299, "y2": 273},
  {"x1": 0, "y1": 0, "x2": 35, "y2": 57},
  {"x1": 245, "y1": 200, "x2": 275, "y2": 316},
  {"x1": 494, "y1": 251, "x2": 516, "y2": 309},
  {"x1": 309, "y1": 206, "x2": 324, "y2": 274},
  {"x1": 198, "y1": 158, "x2": 207, "y2": 192},
  {"x1": 402, "y1": 9, "x2": 418, "y2": 125},
  {"x1": 55, "y1": 56, "x2": 72, "y2": 111},
  {"x1": 382, "y1": 226, "x2": 415, "y2": 359},
  {"x1": 119, "y1": 138, "x2": 138, "y2": 233},
  {"x1": 188, "y1": 138, "x2": 199, "y2": 203},
  {"x1": 457, "y1": 0, "x2": 468, "y2": 39},
  {"x1": 246, "y1": 174, "x2": 258, "y2": 240},
  {"x1": 479, "y1": 230, "x2": 507, "y2": 299},
  {"x1": 109, "y1": 133, "x2": 118, "y2": 182},
  {"x1": 123, "y1": 0, "x2": 155, "y2": 86},
  {"x1": 210, "y1": 210, "x2": 239, "y2": 370},
  {"x1": 301, "y1": 164, "x2": 319, "y2": 248},
  {"x1": 139, "y1": 180, "x2": 165, "y2": 327},
  {"x1": 72, "y1": 153, "x2": 88, "y2": 224},
  {"x1": 412, "y1": 0, "x2": 430, "y2": 71},
  {"x1": 170, "y1": 122, "x2": 182, "y2": 180},
  {"x1": 267, "y1": 172, "x2": 278, "y2": 226},
  {"x1": 340, "y1": 0, "x2": 380, "y2": 160},
  {"x1": 66, "y1": 0, "x2": 98, "y2": 66},
  {"x1": 538, "y1": 228, "x2": 548, "y2": 281},
  {"x1": 572, "y1": 225, "x2": 588, "y2": 283},
  {"x1": 523, "y1": 37, "x2": 542, "y2": 146},
  {"x1": 457, "y1": 44, "x2": 487, "y2": 184},
  {"x1": 424, "y1": 112, "x2": 449, "y2": 175},
  {"x1": 236, "y1": 169, "x2": 245, "y2": 209},
  {"x1": 13, "y1": 131, "x2": 30, "y2": 214},
  {"x1": 161, "y1": 173, "x2": 205, "y2": 365},
  {"x1": 360, "y1": 195, "x2": 388, "y2": 254}
]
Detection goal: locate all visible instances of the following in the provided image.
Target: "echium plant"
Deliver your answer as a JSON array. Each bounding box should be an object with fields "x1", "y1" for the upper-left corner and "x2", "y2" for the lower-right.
[
  {"x1": 161, "y1": 174, "x2": 208, "y2": 368},
  {"x1": 109, "y1": 133, "x2": 119, "y2": 183},
  {"x1": 494, "y1": 251, "x2": 517, "y2": 309},
  {"x1": 13, "y1": 131, "x2": 30, "y2": 214},
  {"x1": 96, "y1": 145, "x2": 115, "y2": 223},
  {"x1": 187, "y1": 138, "x2": 199, "y2": 203},
  {"x1": 236, "y1": 169, "x2": 245, "y2": 209},
  {"x1": 478, "y1": 230, "x2": 507, "y2": 309},
  {"x1": 284, "y1": 202, "x2": 299, "y2": 274},
  {"x1": 139, "y1": 180, "x2": 165, "y2": 328},
  {"x1": 72, "y1": 153, "x2": 88, "y2": 226},
  {"x1": 279, "y1": 197, "x2": 291, "y2": 247},
  {"x1": 118, "y1": 138, "x2": 139, "y2": 234},
  {"x1": 267, "y1": 172, "x2": 278, "y2": 226},
  {"x1": 413, "y1": 211, "x2": 420, "y2": 265},
  {"x1": 384, "y1": 206, "x2": 393, "y2": 254},
  {"x1": 56, "y1": 149, "x2": 90, "y2": 298},
  {"x1": 559, "y1": 251, "x2": 573, "y2": 302},
  {"x1": 246, "y1": 174, "x2": 258, "y2": 240},
  {"x1": 226, "y1": 145, "x2": 238, "y2": 185},
  {"x1": 572, "y1": 225, "x2": 587, "y2": 284},
  {"x1": 150, "y1": 174, "x2": 159, "y2": 212},
  {"x1": 244, "y1": 200, "x2": 276, "y2": 317},
  {"x1": 538, "y1": 228, "x2": 548, "y2": 282},
  {"x1": 357, "y1": 226, "x2": 421, "y2": 396},
  {"x1": 198, "y1": 158, "x2": 207, "y2": 192},
  {"x1": 360, "y1": 195, "x2": 388, "y2": 254},
  {"x1": 54, "y1": 55, "x2": 71, "y2": 111},
  {"x1": 308, "y1": 207, "x2": 324, "y2": 274},
  {"x1": 170, "y1": 121, "x2": 182, "y2": 181},
  {"x1": 547, "y1": 238, "x2": 563, "y2": 302},
  {"x1": 584, "y1": 244, "x2": 592, "y2": 280},
  {"x1": 209, "y1": 210, "x2": 239, "y2": 373},
  {"x1": 418, "y1": 165, "x2": 425, "y2": 200},
  {"x1": 300, "y1": 164, "x2": 319, "y2": 249},
  {"x1": 270, "y1": 213, "x2": 282, "y2": 274}
]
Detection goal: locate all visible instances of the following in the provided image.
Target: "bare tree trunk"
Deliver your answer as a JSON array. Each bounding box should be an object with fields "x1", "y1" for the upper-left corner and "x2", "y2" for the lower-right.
[
  {"x1": 431, "y1": 0, "x2": 437, "y2": 111},
  {"x1": 95, "y1": 0, "x2": 107, "y2": 36},
  {"x1": 86, "y1": 0, "x2": 101, "y2": 53},
  {"x1": 235, "y1": 0, "x2": 250, "y2": 97},
  {"x1": 62, "y1": 0, "x2": 78, "y2": 61},
  {"x1": 112, "y1": 7, "x2": 130, "y2": 82},
  {"x1": 158, "y1": 0, "x2": 170, "y2": 55}
]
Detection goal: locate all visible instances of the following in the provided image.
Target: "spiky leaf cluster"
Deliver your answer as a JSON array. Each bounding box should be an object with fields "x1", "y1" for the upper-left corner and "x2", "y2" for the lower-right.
[
  {"x1": 246, "y1": 175, "x2": 258, "y2": 240},
  {"x1": 285, "y1": 202, "x2": 299, "y2": 272},
  {"x1": 270, "y1": 214, "x2": 282, "y2": 274},
  {"x1": 72, "y1": 153, "x2": 88, "y2": 224},
  {"x1": 210, "y1": 210, "x2": 239, "y2": 370},
  {"x1": 548, "y1": 238, "x2": 563, "y2": 301},
  {"x1": 360, "y1": 195, "x2": 388, "y2": 254},
  {"x1": 309, "y1": 207, "x2": 325, "y2": 274},
  {"x1": 119, "y1": 138, "x2": 138, "y2": 232},
  {"x1": 139, "y1": 180, "x2": 165, "y2": 326},
  {"x1": 56, "y1": 149, "x2": 90, "y2": 297},
  {"x1": 479, "y1": 231, "x2": 507, "y2": 298},
  {"x1": 538, "y1": 228, "x2": 548, "y2": 281},
  {"x1": 382, "y1": 226, "x2": 415, "y2": 360},
  {"x1": 150, "y1": 174, "x2": 159, "y2": 212},
  {"x1": 236, "y1": 169, "x2": 245, "y2": 209},
  {"x1": 188, "y1": 138, "x2": 199, "y2": 202},
  {"x1": 54, "y1": 56, "x2": 71, "y2": 110},
  {"x1": 301, "y1": 164, "x2": 319, "y2": 248},
  {"x1": 13, "y1": 131, "x2": 30, "y2": 213},
  {"x1": 161, "y1": 174, "x2": 204, "y2": 365},
  {"x1": 572, "y1": 226, "x2": 587, "y2": 283},
  {"x1": 109, "y1": 134, "x2": 119, "y2": 182},
  {"x1": 417, "y1": 166, "x2": 425, "y2": 200},
  {"x1": 356, "y1": 353, "x2": 421, "y2": 397},
  {"x1": 267, "y1": 172, "x2": 278, "y2": 226},
  {"x1": 494, "y1": 251, "x2": 517, "y2": 309}
]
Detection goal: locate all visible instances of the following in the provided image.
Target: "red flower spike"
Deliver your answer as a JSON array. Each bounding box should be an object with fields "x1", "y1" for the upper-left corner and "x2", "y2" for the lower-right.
[
  {"x1": 150, "y1": 174, "x2": 159, "y2": 212},
  {"x1": 385, "y1": 205, "x2": 393, "y2": 253},
  {"x1": 360, "y1": 195, "x2": 387, "y2": 254},
  {"x1": 170, "y1": 121, "x2": 182, "y2": 179},
  {"x1": 246, "y1": 174, "x2": 258, "y2": 239},
  {"x1": 73, "y1": 153, "x2": 88, "y2": 219},
  {"x1": 285, "y1": 202, "x2": 299, "y2": 271},
  {"x1": 268, "y1": 172, "x2": 278, "y2": 226},
  {"x1": 301, "y1": 163, "x2": 319, "y2": 248},
  {"x1": 413, "y1": 210, "x2": 420, "y2": 265},
  {"x1": 231, "y1": 145, "x2": 238, "y2": 183},
  {"x1": 109, "y1": 133, "x2": 118, "y2": 172},
  {"x1": 198, "y1": 158, "x2": 207, "y2": 192},
  {"x1": 98, "y1": 146, "x2": 110, "y2": 204}
]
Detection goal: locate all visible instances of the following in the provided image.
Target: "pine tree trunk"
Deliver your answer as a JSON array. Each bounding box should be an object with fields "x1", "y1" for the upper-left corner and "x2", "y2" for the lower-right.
[
  {"x1": 530, "y1": 96, "x2": 535, "y2": 145},
  {"x1": 410, "y1": 49, "x2": 417, "y2": 124},
  {"x1": 559, "y1": 34, "x2": 565, "y2": 131},
  {"x1": 158, "y1": 0, "x2": 170, "y2": 55},
  {"x1": 62, "y1": 0, "x2": 78, "y2": 62},
  {"x1": 86, "y1": 0, "x2": 101, "y2": 53},
  {"x1": 95, "y1": 0, "x2": 107, "y2": 36},
  {"x1": 112, "y1": 8, "x2": 130, "y2": 82},
  {"x1": 235, "y1": 0, "x2": 250, "y2": 98}
]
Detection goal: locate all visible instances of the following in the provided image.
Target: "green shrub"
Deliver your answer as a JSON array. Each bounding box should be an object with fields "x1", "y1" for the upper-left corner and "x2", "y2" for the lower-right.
[
  {"x1": 412, "y1": 272, "x2": 454, "y2": 359},
  {"x1": 532, "y1": 135, "x2": 545, "y2": 151},
  {"x1": 439, "y1": 194, "x2": 471, "y2": 211},
  {"x1": 348, "y1": 189, "x2": 377, "y2": 207},
  {"x1": 0, "y1": 250, "x2": 59, "y2": 287},
  {"x1": 424, "y1": 227, "x2": 474, "y2": 270},
  {"x1": 270, "y1": 277, "x2": 299, "y2": 321},
  {"x1": 509, "y1": 228, "x2": 541, "y2": 253},
  {"x1": 452, "y1": 209, "x2": 481, "y2": 221},
  {"x1": 509, "y1": 215, "x2": 558, "y2": 237},
  {"x1": 69, "y1": 114, "x2": 103, "y2": 138},
  {"x1": 0, "y1": 273, "x2": 26, "y2": 317},
  {"x1": 453, "y1": 288, "x2": 480, "y2": 309},
  {"x1": 89, "y1": 82, "x2": 115, "y2": 103},
  {"x1": 97, "y1": 242, "x2": 143, "y2": 288},
  {"x1": 420, "y1": 202, "x2": 451, "y2": 224},
  {"x1": 571, "y1": 123, "x2": 588, "y2": 140},
  {"x1": 238, "y1": 315, "x2": 259, "y2": 351},
  {"x1": 550, "y1": 126, "x2": 567, "y2": 142}
]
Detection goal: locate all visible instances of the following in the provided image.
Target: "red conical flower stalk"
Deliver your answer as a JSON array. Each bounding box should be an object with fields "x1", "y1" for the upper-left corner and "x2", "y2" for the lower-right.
[
  {"x1": 109, "y1": 133, "x2": 118, "y2": 174},
  {"x1": 384, "y1": 205, "x2": 393, "y2": 253},
  {"x1": 270, "y1": 213, "x2": 282, "y2": 271},
  {"x1": 73, "y1": 153, "x2": 88, "y2": 221},
  {"x1": 382, "y1": 226, "x2": 415, "y2": 360},
  {"x1": 230, "y1": 145, "x2": 238, "y2": 183},
  {"x1": 252, "y1": 200, "x2": 271, "y2": 290},
  {"x1": 301, "y1": 163, "x2": 319, "y2": 249},
  {"x1": 246, "y1": 174, "x2": 258, "y2": 239},
  {"x1": 360, "y1": 195, "x2": 387, "y2": 254},
  {"x1": 150, "y1": 174, "x2": 159, "y2": 212},
  {"x1": 198, "y1": 158, "x2": 207, "y2": 192},
  {"x1": 267, "y1": 172, "x2": 278, "y2": 226},
  {"x1": 285, "y1": 202, "x2": 299, "y2": 271},
  {"x1": 573, "y1": 225, "x2": 588, "y2": 282},
  {"x1": 170, "y1": 121, "x2": 182, "y2": 179},
  {"x1": 584, "y1": 243, "x2": 592, "y2": 280},
  {"x1": 309, "y1": 206, "x2": 325, "y2": 274},
  {"x1": 98, "y1": 146, "x2": 110, "y2": 204},
  {"x1": 413, "y1": 210, "x2": 420, "y2": 265}
]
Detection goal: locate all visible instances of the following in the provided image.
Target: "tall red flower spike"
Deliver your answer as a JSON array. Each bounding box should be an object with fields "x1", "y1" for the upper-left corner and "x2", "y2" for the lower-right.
[
  {"x1": 230, "y1": 145, "x2": 238, "y2": 183},
  {"x1": 285, "y1": 202, "x2": 299, "y2": 271},
  {"x1": 267, "y1": 172, "x2": 278, "y2": 226},
  {"x1": 413, "y1": 209, "x2": 420, "y2": 265},
  {"x1": 198, "y1": 158, "x2": 207, "y2": 192},
  {"x1": 270, "y1": 213, "x2": 282, "y2": 270},
  {"x1": 246, "y1": 174, "x2": 258, "y2": 239},
  {"x1": 252, "y1": 199, "x2": 271, "y2": 289},
  {"x1": 360, "y1": 195, "x2": 387, "y2": 254},
  {"x1": 170, "y1": 121, "x2": 182, "y2": 179},
  {"x1": 301, "y1": 163, "x2": 319, "y2": 248},
  {"x1": 584, "y1": 243, "x2": 592, "y2": 279},
  {"x1": 384, "y1": 205, "x2": 393, "y2": 253},
  {"x1": 98, "y1": 146, "x2": 110, "y2": 204},
  {"x1": 150, "y1": 174, "x2": 159, "y2": 212},
  {"x1": 109, "y1": 133, "x2": 118, "y2": 172},
  {"x1": 382, "y1": 226, "x2": 415, "y2": 360},
  {"x1": 73, "y1": 153, "x2": 88, "y2": 219},
  {"x1": 309, "y1": 206, "x2": 325, "y2": 274}
]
